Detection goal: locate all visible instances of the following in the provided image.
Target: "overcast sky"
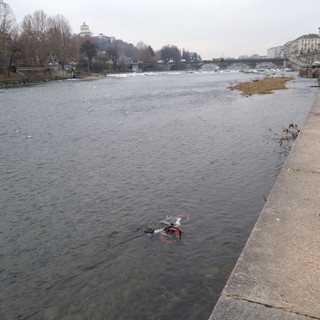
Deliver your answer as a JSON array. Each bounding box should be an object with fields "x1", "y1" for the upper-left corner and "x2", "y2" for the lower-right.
[{"x1": 6, "y1": 0, "x2": 320, "y2": 59}]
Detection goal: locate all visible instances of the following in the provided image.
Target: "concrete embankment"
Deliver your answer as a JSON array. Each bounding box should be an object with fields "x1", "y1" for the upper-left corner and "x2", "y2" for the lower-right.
[{"x1": 209, "y1": 89, "x2": 320, "y2": 320}]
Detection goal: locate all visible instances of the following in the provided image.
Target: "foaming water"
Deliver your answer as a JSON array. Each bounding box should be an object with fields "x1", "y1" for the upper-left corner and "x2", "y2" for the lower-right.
[{"x1": 0, "y1": 72, "x2": 318, "y2": 319}]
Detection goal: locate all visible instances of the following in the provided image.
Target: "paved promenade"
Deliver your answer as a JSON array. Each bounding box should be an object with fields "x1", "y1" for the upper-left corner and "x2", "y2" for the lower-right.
[{"x1": 209, "y1": 89, "x2": 320, "y2": 320}]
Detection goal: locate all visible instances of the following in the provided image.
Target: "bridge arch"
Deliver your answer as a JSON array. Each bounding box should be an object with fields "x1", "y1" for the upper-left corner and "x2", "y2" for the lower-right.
[
  {"x1": 198, "y1": 63, "x2": 219, "y2": 71},
  {"x1": 256, "y1": 62, "x2": 280, "y2": 70},
  {"x1": 170, "y1": 63, "x2": 188, "y2": 71},
  {"x1": 226, "y1": 62, "x2": 250, "y2": 71}
]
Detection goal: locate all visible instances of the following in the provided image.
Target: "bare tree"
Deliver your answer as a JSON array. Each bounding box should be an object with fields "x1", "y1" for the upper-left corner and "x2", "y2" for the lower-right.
[
  {"x1": 70, "y1": 34, "x2": 85, "y2": 62},
  {"x1": 80, "y1": 39, "x2": 97, "y2": 61},
  {"x1": 48, "y1": 14, "x2": 72, "y2": 69},
  {"x1": 20, "y1": 11, "x2": 49, "y2": 66},
  {"x1": 134, "y1": 41, "x2": 155, "y2": 63},
  {"x1": 107, "y1": 44, "x2": 121, "y2": 70},
  {"x1": 160, "y1": 45, "x2": 181, "y2": 63},
  {"x1": 0, "y1": 0, "x2": 18, "y2": 75},
  {"x1": 182, "y1": 49, "x2": 191, "y2": 62}
]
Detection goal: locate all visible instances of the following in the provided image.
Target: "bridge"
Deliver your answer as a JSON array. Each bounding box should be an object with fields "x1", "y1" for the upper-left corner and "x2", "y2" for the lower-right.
[{"x1": 132, "y1": 58, "x2": 288, "y2": 72}]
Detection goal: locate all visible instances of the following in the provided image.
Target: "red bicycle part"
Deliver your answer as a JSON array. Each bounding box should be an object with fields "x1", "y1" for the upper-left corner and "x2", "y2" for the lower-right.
[{"x1": 159, "y1": 227, "x2": 182, "y2": 244}]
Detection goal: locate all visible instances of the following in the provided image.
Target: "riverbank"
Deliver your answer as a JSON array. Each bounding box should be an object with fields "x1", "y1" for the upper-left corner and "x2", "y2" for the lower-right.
[
  {"x1": 0, "y1": 69, "x2": 70, "y2": 88},
  {"x1": 209, "y1": 89, "x2": 320, "y2": 319},
  {"x1": 229, "y1": 76, "x2": 293, "y2": 96},
  {"x1": 0, "y1": 72, "x2": 28, "y2": 87},
  {"x1": 0, "y1": 69, "x2": 107, "y2": 88}
]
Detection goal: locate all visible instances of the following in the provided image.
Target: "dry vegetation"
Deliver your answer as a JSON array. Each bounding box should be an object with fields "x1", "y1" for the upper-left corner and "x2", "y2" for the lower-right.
[
  {"x1": 266, "y1": 123, "x2": 300, "y2": 156},
  {"x1": 0, "y1": 72, "x2": 25, "y2": 82},
  {"x1": 229, "y1": 77, "x2": 293, "y2": 96},
  {"x1": 0, "y1": 72, "x2": 27, "y2": 86}
]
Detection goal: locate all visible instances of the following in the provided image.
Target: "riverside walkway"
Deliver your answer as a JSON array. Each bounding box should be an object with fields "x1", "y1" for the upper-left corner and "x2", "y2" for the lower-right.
[{"x1": 209, "y1": 89, "x2": 320, "y2": 320}]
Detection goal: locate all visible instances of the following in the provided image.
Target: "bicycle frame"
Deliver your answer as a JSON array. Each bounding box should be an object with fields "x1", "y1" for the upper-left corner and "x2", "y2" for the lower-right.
[{"x1": 144, "y1": 215, "x2": 189, "y2": 244}]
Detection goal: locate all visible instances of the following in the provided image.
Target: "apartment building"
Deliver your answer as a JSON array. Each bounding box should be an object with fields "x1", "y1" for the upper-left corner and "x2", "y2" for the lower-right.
[{"x1": 281, "y1": 28, "x2": 320, "y2": 58}]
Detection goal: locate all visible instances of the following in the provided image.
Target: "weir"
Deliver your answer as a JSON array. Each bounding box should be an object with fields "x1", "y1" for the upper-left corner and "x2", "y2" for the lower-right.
[{"x1": 209, "y1": 89, "x2": 320, "y2": 320}]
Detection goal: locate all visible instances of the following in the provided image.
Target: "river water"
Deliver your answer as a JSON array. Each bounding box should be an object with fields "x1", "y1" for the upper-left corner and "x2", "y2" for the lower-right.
[{"x1": 0, "y1": 71, "x2": 318, "y2": 320}]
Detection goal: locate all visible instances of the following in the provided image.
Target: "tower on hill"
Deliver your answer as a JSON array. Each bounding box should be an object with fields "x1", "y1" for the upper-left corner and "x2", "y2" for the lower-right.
[{"x1": 79, "y1": 22, "x2": 92, "y2": 37}]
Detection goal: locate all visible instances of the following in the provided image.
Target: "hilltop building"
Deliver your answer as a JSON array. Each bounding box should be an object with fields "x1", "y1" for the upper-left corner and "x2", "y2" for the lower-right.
[
  {"x1": 79, "y1": 22, "x2": 92, "y2": 37},
  {"x1": 97, "y1": 33, "x2": 110, "y2": 41}
]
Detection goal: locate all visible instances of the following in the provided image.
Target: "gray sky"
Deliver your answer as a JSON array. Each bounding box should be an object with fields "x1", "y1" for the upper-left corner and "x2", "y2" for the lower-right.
[{"x1": 7, "y1": 0, "x2": 320, "y2": 59}]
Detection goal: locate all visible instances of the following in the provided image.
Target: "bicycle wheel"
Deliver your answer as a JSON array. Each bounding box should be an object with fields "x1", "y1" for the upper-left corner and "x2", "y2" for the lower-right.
[
  {"x1": 175, "y1": 214, "x2": 190, "y2": 224},
  {"x1": 159, "y1": 227, "x2": 182, "y2": 244}
]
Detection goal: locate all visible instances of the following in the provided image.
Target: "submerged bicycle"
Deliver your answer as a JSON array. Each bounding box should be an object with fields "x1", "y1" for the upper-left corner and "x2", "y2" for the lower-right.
[{"x1": 144, "y1": 214, "x2": 190, "y2": 244}]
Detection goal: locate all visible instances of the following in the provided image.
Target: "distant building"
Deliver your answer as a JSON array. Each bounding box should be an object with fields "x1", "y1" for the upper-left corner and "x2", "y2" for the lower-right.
[
  {"x1": 281, "y1": 41, "x2": 293, "y2": 58},
  {"x1": 97, "y1": 33, "x2": 111, "y2": 41},
  {"x1": 93, "y1": 33, "x2": 115, "y2": 52},
  {"x1": 238, "y1": 54, "x2": 263, "y2": 59},
  {"x1": 282, "y1": 28, "x2": 320, "y2": 58},
  {"x1": 79, "y1": 22, "x2": 92, "y2": 37},
  {"x1": 267, "y1": 46, "x2": 283, "y2": 58}
]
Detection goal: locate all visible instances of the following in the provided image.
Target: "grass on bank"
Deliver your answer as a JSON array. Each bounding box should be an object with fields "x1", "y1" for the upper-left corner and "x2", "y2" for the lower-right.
[
  {"x1": 0, "y1": 72, "x2": 26, "y2": 82},
  {"x1": 229, "y1": 77, "x2": 293, "y2": 96}
]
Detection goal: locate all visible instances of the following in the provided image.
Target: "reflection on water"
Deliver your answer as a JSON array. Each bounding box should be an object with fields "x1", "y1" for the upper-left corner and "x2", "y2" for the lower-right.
[{"x1": 0, "y1": 71, "x2": 317, "y2": 319}]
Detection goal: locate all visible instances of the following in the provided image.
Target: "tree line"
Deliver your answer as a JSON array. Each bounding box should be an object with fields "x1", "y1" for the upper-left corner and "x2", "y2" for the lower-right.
[{"x1": 0, "y1": 1, "x2": 201, "y2": 75}]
